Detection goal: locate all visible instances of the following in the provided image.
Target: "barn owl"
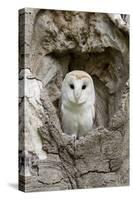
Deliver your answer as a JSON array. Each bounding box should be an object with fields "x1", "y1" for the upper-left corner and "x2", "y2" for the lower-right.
[{"x1": 61, "y1": 70, "x2": 95, "y2": 138}]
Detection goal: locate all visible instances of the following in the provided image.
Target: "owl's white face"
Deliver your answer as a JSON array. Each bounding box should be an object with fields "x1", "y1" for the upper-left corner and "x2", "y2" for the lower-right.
[{"x1": 61, "y1": 70, "x2": 95, "y2": 105}]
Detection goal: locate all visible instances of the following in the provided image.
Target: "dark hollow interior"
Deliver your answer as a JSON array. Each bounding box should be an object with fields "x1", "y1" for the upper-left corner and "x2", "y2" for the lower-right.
[{"x1": 39, "y1": 48, "x2": 128, "y2": 129}]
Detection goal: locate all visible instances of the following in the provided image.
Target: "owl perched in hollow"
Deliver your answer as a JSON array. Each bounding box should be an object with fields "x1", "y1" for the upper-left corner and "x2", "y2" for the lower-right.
[{"x1": 61, "y1": 70, "x2": 95, "y2": 138}]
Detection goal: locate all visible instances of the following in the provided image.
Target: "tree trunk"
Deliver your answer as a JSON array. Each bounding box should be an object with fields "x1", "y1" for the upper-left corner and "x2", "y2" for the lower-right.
[{"x1": 19, "y1": 8, "x2": 129, "y2": 192}]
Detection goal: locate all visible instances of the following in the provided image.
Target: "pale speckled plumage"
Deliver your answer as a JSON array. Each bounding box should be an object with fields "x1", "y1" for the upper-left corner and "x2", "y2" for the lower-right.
[{"x1": 61, "y1": 70, "x2": 95, "y2": 138}]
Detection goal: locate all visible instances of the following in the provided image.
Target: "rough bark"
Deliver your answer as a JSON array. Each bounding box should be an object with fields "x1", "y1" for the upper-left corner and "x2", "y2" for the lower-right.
[{"x1": 19, "y1": 8, "x2": 129, "y2": 192}]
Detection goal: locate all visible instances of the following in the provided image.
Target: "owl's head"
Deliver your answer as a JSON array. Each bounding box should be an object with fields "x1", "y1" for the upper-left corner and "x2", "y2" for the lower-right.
[{"x1": 61, "y1": 70, "x2": 95, "y2": 105}]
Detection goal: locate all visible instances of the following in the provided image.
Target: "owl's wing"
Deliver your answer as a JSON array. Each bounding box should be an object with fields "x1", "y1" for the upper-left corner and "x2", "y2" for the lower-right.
[
  {"x1": 58, "y1": 97, "x2": 64, "y2": 131},
  {"x1": 92, "y1": 103, "x2": 96, "y2": 128}
]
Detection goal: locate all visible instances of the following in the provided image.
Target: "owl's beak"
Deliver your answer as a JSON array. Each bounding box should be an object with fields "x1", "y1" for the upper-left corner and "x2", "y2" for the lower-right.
[{"x1": 74, "y1": 91, "x2": 81, "y2": 103}]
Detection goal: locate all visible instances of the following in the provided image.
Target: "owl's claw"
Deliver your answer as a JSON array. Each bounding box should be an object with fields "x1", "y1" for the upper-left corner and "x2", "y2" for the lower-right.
[{"x1": 71, "y1": 134, "x2": 77, "y2": 140}]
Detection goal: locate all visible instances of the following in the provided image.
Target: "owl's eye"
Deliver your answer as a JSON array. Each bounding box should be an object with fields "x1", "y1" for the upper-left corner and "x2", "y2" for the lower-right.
[
  {"x1": 82, "y1": 85, "x2": 86, "y2": 90},
  {"x1": 70, "y1": 84, "x2": 74, "y2": 89}
]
